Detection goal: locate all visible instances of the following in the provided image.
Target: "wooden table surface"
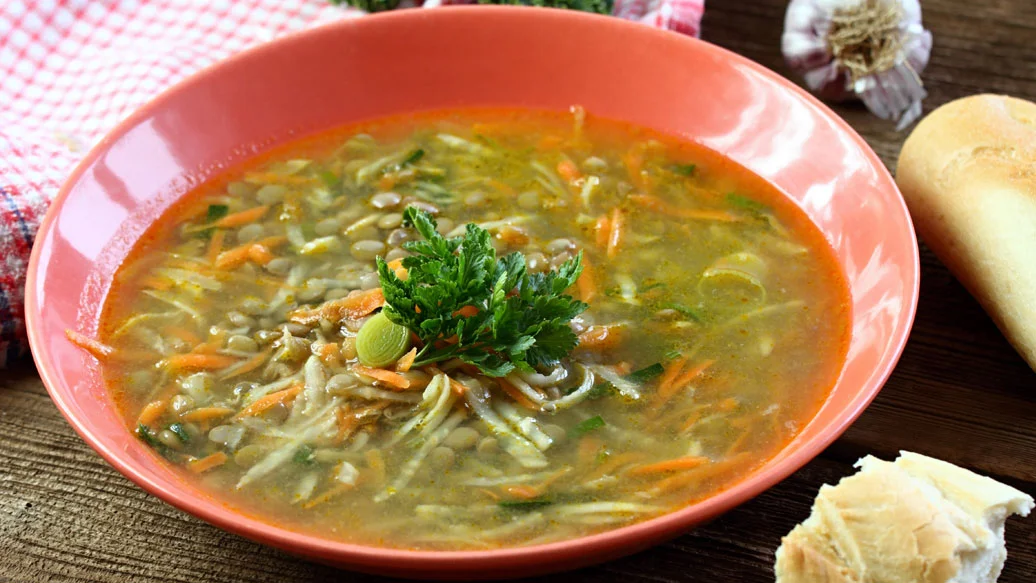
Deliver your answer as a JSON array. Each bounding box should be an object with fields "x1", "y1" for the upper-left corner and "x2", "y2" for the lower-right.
[{"x1": 3, "y1": 1, "x2": 1035, "y2": 581}]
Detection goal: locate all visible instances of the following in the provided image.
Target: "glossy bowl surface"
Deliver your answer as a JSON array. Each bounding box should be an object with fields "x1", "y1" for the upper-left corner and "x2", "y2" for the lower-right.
[{"x1": 26, "y1": 6, "x2": 918, "y2": 579}]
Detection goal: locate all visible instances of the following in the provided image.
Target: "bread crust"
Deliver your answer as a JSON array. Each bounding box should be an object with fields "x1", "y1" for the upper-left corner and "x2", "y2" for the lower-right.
[
  {"x1": 774, "y1": 451, "x2": 1034, "y2": 583},
  {"x1": 896, "y1": 94, "x2": 1036, "y2": 371}
]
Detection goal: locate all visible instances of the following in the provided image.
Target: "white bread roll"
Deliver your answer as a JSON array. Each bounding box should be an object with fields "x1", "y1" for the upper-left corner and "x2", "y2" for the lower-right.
[
  {"x1": 774, "y1": 451, "x2": 1033, "y2": 583},
  {"x1": 896, "y1": 94, "x2": 1036, "y2": 372}
]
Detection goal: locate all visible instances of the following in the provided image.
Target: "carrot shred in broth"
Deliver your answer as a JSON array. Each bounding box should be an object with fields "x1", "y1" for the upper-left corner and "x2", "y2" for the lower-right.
[
  {"x1": 234, "y1": 384, "x2": 303, "y2": 419},
  {"x1": 188, "y1": 452, "x2": 228, "y2": 473},
  {"x1": 92, "y1": 107, "x2": 851, "y2": 551}
]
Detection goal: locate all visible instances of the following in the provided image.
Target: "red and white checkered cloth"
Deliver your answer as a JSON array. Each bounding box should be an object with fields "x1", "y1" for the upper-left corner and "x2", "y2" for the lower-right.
[{"x1": 0, "y1": 0, "x2": 705, "y2": 367}]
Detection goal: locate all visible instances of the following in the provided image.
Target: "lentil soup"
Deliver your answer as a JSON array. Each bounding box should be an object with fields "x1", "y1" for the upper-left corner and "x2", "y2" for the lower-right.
[{"x1": 86, "y1": 109, "x2": 851, "y2": 550}]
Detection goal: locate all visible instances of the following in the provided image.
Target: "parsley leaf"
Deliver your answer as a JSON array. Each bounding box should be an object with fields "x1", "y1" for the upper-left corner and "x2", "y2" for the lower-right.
[
  {"x1": 293, "y1": 444, "x2": 316, "y2": 465},
  {"x1": 726, "y1": 193, "x2": 769, "y2": 214},
  {"x1": 377, "y1": 207, "x2": 588, "y2": 377},
  {"x1": 671, "y1": 163, "x2": 697, "y2": 176},
  {"x1": 167, "y1": 422, "x2": 190, "y2": 444},
  {"x1": 625, "y1": 363, "x2": 664, "y2": 384},
  {"x1": 571, "y1": 415, "x2": 606, "y2": 437}
]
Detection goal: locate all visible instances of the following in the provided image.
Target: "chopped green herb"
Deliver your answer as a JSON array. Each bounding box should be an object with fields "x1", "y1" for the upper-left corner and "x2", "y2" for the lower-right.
[
  {"x1": 663, "y1": 302, "x2": 705, "y2": 322},
  {"x1": 595, "y1": 448, "x2": 612, "y2": 465},
  {"x1": 195, "y1": 204, "x2": 230, "y2": 239},
  {"x1": 136, "y1": 423, "x2": 162, "y2": 448},
  {"x1": 167, "y1": 422, "x2": 190, "y2": 444},
  {"x1": 498, "y1": 499, "x2": 554, "y2": 511},
  {"x1": 641, "y1": 281, "x2": 667, "y2": 292},
  {"x1": 585, "y1": 381, "x2": 616, "y2": 400},
  {"x1": 625, "y1": 363, "x2": 665, "y2": 384},
  {"x1": 664, "y1": 349, "x2": 684, "y2": 361},
  {"x1": 671, "y1": 163, "x2": 697, "y2": 176},
  {"x1": 402, "y1": 148, "x2": 425, "y2": 166},
  {"x1": 318, "y1": 170, "x2": 339, "y2": 188},
  {"x1": 377, "y1": 207, "x2": 587, "y2": 377},
  {"x1": 726, "y1": 193, "x2": 769, "y2": 214},
  {"x1": 293, "y1": 444, "x2": 316, "y2": 465},
  {"x1": 206, "y1": 204, "x2": 229, "y2": 223},
  {"x1": 474, "y1": 134, "x2": 500, "y2": 149},
  {"x1": 571, "y1": 415, "x2": 606, "y2": 437}
]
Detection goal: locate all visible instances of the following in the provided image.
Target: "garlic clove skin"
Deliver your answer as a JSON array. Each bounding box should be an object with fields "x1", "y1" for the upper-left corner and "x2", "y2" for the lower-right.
[{"x1": 781, "y1": 0, "x2": 933, "y2": 127}]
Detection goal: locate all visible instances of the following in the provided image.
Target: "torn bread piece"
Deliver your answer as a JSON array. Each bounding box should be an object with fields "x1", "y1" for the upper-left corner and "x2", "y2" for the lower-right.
[{"x1": 774, "y1": 451, "x2": 1033, "y2": 583}]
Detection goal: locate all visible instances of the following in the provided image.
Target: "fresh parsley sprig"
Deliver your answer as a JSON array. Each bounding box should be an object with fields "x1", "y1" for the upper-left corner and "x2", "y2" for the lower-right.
[{"x1": 376, "y1": 207, "x2": 587, "y2": 377}]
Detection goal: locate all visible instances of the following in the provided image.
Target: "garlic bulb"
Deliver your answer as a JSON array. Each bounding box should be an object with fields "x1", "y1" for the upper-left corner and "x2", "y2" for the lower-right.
[{"x1": 782, "y1": 0, "x2": 933, "y2": 130}]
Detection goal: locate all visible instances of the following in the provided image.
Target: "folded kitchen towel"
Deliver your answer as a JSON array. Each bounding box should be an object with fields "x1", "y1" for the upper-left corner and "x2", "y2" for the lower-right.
[{"x1": 0, "y1": 0, "x2": 705, "y2": 367}]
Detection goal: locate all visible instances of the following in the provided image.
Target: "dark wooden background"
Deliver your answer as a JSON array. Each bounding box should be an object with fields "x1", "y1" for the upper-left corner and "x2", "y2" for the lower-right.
[{"x1": 2, "y1": 1, "x2": 1034, "y2": 581}]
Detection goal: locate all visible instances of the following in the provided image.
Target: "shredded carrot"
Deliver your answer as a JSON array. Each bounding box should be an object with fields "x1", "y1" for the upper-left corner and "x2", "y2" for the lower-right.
[
  {"x1": 556, "y1": 158, "x2": 582, "y2": 183},
  {"x1": 454, "y1": 305, "x2": 480, "y2": 318},
  {"x1": 214, "y1": 244, "x2": 253, "y2": 270},
  {"x1": 725, "y1": 430, "x2": 752, "y2": 457},
  {"x1": 651, "y1": 453, "x2": 751, "y2": 495},
  {"x1": 386, "y1": 258, "x2": 408, "y2": 280},
  {"x1": 302, "y1": 482, "x2": 355, "y2": 509},
  {"x1": 221, "y1": 348, "x2": 274, "y2": 380},
  {"x1": 497, "y1": 379, "x2": 536, "y2": 410},
  {"x1": 206, "y1": 229, "x2": 226, "y2": 264},
  {"x1": 234, "y1": 383, "x2": 303, "y2": 419},
  {"x1": 668, "y1": 359, "x2": 715, "y2": 396},
  {"x1": 628, "y1": 194, "x2": 740, "y2": 222},
  {"x1": 502, "y1": 484, "x2": 542, "y2": 500},
  {"x1": 658, "y1": 357, "x2": 687, "y2": 394},
  {"x1": 576, "y1": 258, "x2": 597, "y2": 303},
  {"x1": 486, "y1": 178, "x2": 515, "y2": 196},
  {"x1": 214, "y1": 205, "x2": 269, "y2": 229},
  {"x1": 377, "y1": 173, "x2": 399, "y2": 191},
  {"x1": 180, "y1": 407, "x2": 236, "y2": 423},
  {"x1": 351, "y1": 364, "x2": 411, "y2": 390},
  {"x1": 256, "y1": 235, "x2": 289, "y2": 249},
  {"x1": 627, "y1": 456, "x2": 711, "y2": 477},
  {"x1": 577, "y1": 325, "x2": 624, "y2": 350},
  {"x1": 679, "y1": 409, "x2": 704, "y2": 433},
  {"x1": 717, "y1": 397, "x2": 740, "y2": 412},
  {"x1": 140, "y1": 275, "x2": 172, "y2": 291},
  {"x1": 164, "y1": 326, "x2": 202, "y2": 347},
  {"x1": 188, "y1": 451, "x2": 228, "y2": 473},
  {"x1": 215, "y1": 236, "x2": 287, "y2": 270},
  {"x1": 137, "y1": 400, "x2": 167, "y2": 427},
  {"x1": 164, "y1": 353, "x2": 240, "y2": 372},
  {"x1": 593, "y1": 214, "x2": 610, "y2": 248},
  {"x1": 65, "y1": 329, "x2": 114, "y2": 361},
  {"x1": 607, "y1": 207, "x2": 624, "y2": 259},
  {"x1": 335, "y1": 406, "x2": 358, "y2": 443},
  {"x1": 395, "y1": 347, "x2": 417, "y2": 372},
  {"x1": 448, "y1": 377, "x2": 470, "y2": 397},
  {"x1": 247, "y1": 243, "x2": 276, "y2": 266},
  {"x1": 497, "y1": 225, "x2": 530, "y2": 246},
  {"x1": 651, "y1": 469, "x2": 701, "y2": 495},
  {"x1": 584, "y1": 452, "x2": 646, "y2": 482},
  {"x1": 288, "y1": 288, "x2": 385, "y2": 325}
]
